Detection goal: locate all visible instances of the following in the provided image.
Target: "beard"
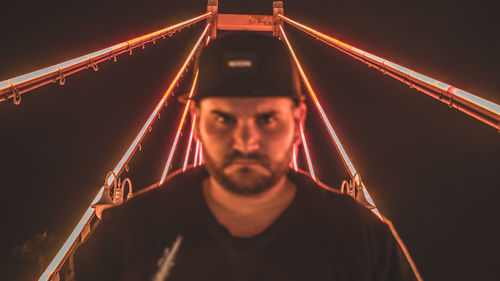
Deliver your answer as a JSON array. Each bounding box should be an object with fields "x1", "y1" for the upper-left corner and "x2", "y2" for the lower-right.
[{"x1": 203, "y1": 145, "x2": 293, "y2": 196}]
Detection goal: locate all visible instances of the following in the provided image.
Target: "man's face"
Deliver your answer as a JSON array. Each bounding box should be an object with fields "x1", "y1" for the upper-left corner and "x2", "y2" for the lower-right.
[{"x1": 194, "y1": 97, "x2": 306, "y2": 195}]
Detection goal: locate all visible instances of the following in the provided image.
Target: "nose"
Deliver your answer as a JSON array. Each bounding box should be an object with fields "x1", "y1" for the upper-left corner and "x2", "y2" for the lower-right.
[{"x1": 232, "y1": 120, "x2": 260, "y2": 154}]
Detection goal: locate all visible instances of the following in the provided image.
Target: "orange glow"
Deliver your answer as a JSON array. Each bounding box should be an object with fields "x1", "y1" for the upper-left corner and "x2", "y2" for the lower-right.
[
  {"x1": 280, "y1": 26, "x2": 383, "y2": 219},
  {"x1": 292, "y1": 146, "x2": 298, "y2": 171},
  {"x1": 183, "y1": 115, "x2": 197, "y2": 171},
  {"x1": 194, "y1": 140, "x2": 201, "y2": 167},
  {"x1": 1, "y1": 13, "x2": 211, "y2": 100},
  {"x1": 159, "y1": 71, "x2": 199, "y2": 185},
  {"x1": 159, "y1": 132, "x2": 181, "y2": 185},
  {"x1": 108, "y1": 24, "x2": 211, "y2": 187},
  {"x1": 127, "y1": 13, "x2": 210, "y2": 46},
  {"x1": 280, "y1": 15, "x2": 500, "y2": 130},
  {"x1": 280, "y1": 26, "x2": 357, "y2": 177},
  {"x1": 449, "y1": 87, "x2": 500, "y2": 118},
  {"x1": 177, "y1": 71, "x2": 198, "y2": 131},
  {"x1": 199, "y1": 145, "x2": 204, "y2": 165},
  {"x1": 279, "y1": 15, "x2": 353, "y2": 52},
  {"x1": 38, "y1": 187, "x2": 104, "y2": 281},
  {"x1": 299, "y1": 124, "x2": 316, "y2": 181}
]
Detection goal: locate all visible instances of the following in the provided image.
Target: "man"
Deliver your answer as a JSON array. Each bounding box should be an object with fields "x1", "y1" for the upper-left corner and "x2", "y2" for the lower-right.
[{"x1": 73, "y1": 32, "x2": 417, "y2": 281}]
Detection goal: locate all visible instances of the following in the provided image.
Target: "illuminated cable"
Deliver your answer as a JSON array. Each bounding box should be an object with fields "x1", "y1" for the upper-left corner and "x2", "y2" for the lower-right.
[
  {"x1": 194, "y1": 140, "x2": 200, "y2": 167},
  {"x1": 299, "y1": 124, "x2": 316, "y2": 181},
  {"x1": 292, "y1": 146, "x2": 298, "y2": 171},
  {"x1": 280, "y1": 26, "x2": 357, "y2": 177},
  {"x1": 108, "y1": 24, "x2": 211, "y2": 187},
  {"x1": 279, "y1": 15, "x2": 500, "y2": 131},
  {"x1": 280, "y1": 26, "x2": 382, "y2": 218},
  {"x1": 38, "y1": 24, "x2": 210, "y2": 281},
  {"x1": 199, "y1": 145, "x2": 204, "y2": 165},
  {"x1": 38, "y1": 187, "x2": 104, "y2": 281},
  {"x1": 159, "y1": 71, "x2": 199, "y2": 185},
  {"x1": 183, "y1": 114, "x2": 197, "y2": 171},
  {"x1": 280, "y1": 22, "x2": 421, "y2": 280},
  {"x1": 0, "y1": 13, "x2": 211, "y2": 103}
]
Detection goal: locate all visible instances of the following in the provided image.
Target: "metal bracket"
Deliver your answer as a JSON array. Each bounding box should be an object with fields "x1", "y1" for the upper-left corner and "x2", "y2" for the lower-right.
[
  {"x1": 207, "y1": 0, "x2": 218, "y2": 39},
  {"x1": 8, "y1": 80, "x2": 21, "y2": 105},
  {"x1": 217, "y1": 14, "x2": 273, "y2": 32},
  {"x1": 56, "y1": 65, "x2": 66, "y2": 85},
  {"x1": 208, "y1": 1, "x2": 284, "y2": 36},
  {"x1": 273, "y1": 1, "x2": 284, "y2": 37},
  {"x1": 92, "y1": 171, "x2": 134, "y2": 218},
  {"x1": 340, "y1": 174, "x2": 375, "y2": 209}
]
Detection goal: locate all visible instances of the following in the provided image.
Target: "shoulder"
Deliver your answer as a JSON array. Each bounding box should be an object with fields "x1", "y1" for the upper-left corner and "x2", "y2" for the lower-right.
[
  {"x1": 105, "y1": 166, "x2": 208, "y2": 215},
  {"x1": 289, "y1": 169, "x2": 361, "y2": 211},
  {"x1": 73, "y1": 167, "x2": 209, "y2": 279},
  {"x1": 289, "y1": 169, "x2": 385, "y2": 229}
]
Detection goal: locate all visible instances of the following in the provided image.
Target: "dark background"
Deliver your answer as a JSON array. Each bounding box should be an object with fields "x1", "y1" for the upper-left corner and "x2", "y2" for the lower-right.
[{"x1": 0, "y1": 0, "x2": 498, "y2": 280}]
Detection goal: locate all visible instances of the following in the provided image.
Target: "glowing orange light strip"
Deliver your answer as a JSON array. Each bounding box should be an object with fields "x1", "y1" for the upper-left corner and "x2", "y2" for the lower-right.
[
  {"x1": 0, "y1": 13, "x2": 211, "y2": 103},
  {"x1": 199, "y1": 145, "x2": 204, "y2": 165},
  {"x1": 39, "y1": 25, "x2": 210, "y2": 281},
  {"x1": 279, "y1": 15, "x2": 500, "y2": 131},
  {"x1": 159, "y1": 71, "x2": 199, "y2": 184},
  {"x1": 38, "y1": 187, "x2": 104, "y2": 281},
  {"x1": 194, "y1": 140, "x2": 200, "y2": 167},
  {"x1": 280, "y1": 26, "x2": 382, "y2": 217},
  {"x1": 280, "y1": 26, "x2": 357, "y2": 177},
  {"x1": 108, "y1": 24, "x2": 210, "y2": 187},
  {"x1": 280, "y1": 24, "x2": 420, "y2": 280},
  {"x1": 292, "y1": 146, "x2": 298, "y2": 171},
  {"x1": 299, "y1": 124, "x2": 316, "y2": 180},
  {"x1": 183, "y1": 114, "x2": 197, "y2": 171}
]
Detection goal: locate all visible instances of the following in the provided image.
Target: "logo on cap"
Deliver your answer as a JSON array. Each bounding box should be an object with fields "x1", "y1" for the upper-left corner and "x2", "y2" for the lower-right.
[{"x1": 227, "y1": 59, "x2": 253, "y2": 68}]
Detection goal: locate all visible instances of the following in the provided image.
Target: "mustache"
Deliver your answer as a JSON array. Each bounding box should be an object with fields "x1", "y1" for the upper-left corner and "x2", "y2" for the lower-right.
[{"x1": 222, "y1": 151, "x2": 270, "y2": 166}]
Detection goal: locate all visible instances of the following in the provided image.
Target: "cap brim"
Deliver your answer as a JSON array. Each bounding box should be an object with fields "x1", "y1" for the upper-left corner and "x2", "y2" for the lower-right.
[{"x1": 177, "y1": 93, "x2": 195, "y2": 104}]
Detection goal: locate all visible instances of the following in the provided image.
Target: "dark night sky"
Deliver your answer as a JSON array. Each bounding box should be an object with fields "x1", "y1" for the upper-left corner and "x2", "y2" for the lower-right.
[{"x1": 0, "y1": 1, "x2": 499, "y2": 280}]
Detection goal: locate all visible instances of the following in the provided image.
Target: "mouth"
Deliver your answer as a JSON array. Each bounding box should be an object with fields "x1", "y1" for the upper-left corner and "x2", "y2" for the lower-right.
[
  {"x1": 225, "y1": 159, "x2": 269, "y2": 172},
  {"x1": 230, "y1": 159, "x2": 262, "y2": 165}
]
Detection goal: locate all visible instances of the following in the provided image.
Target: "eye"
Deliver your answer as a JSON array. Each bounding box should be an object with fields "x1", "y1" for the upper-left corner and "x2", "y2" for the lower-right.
[
  {"x1": 256, "y1": 113, "x2": 277, "y2": 125},
  {"x1": 215, "y1": 113, "x2": 235, "y2": 124}
]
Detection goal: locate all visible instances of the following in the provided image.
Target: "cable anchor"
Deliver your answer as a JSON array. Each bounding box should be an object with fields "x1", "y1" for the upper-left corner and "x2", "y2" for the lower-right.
[
  {"x1": 92, "y1": 171, "x2": 118, "y2": 218},
  {"x1": 114, "y1": 177, "x2": 133, "y2": 204},
  {"x1": 110, "y1": 50, "x2": 117, "y2": 62},
  {"x1": 55, "y1": 65, "x2": 65, "y2": 85},
  {"x1": 127, "y1": 42, "x2": 133, "y2": 55},
  {"x1": 340, "y1": 173, "x2": 375, "y2": 209},
  {"x1": 8, "y1": 80, "x2": 21, "y2": 105}
]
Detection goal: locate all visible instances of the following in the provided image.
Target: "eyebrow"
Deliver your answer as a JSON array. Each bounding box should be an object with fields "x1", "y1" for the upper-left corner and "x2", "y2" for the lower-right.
[
  {"x1": 210, "y1": 110, "x2": 234, "y2": 117},
  {"x1": 255, "y1": 110, "x2": 279, "y2": 117},
  {"x1": 210, "y1": 109, "x2": 280, "y2": 117}
]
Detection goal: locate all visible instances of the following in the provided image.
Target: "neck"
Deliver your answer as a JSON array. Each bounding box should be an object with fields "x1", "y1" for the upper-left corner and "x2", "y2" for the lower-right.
[
  {"x1": 203, "y1": 175, "x2": 294, "y2": 215},
  {"x1": 202, "y1": 174, "x2": 297, "y2": 237}
]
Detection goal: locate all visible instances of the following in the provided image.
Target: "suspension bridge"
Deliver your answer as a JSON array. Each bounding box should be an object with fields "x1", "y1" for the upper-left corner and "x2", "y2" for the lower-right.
[{"x1": 1, "y1": 1, "x2": 498, "y2": 281}]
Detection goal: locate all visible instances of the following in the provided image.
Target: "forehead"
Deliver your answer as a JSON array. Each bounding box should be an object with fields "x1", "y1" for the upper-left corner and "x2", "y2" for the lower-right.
[{"x1": 199, "y1": 97, "x2": 294, "y2": 115}]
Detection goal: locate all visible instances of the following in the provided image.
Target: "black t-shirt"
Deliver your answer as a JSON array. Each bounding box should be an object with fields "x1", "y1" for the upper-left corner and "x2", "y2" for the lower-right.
[{"x1": 73, "y1": 166, "x2": 417, "y2": 281}]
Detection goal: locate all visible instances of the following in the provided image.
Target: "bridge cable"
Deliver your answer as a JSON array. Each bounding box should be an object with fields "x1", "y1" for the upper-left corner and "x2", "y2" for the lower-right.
[
  {"x1": 279, "y1": 15, "x2": 500, "y2": 131},
  {"x1": 37, "y1": 23, "x2": 211, "y2": 281},
  {"x1": 0, "y1": 13, "x2": 211, "y2": 104}
]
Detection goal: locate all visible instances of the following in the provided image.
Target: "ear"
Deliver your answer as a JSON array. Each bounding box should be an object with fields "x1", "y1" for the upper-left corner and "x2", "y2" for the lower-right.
[
  {"x1": 189, "y1": 101, "x2": 200, "y2": 141},
  {"x1": 292, "y1": 101, "x2": 307, "y2": 146}
]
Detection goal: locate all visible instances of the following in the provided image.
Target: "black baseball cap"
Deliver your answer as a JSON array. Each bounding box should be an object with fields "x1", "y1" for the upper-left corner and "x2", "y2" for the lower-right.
[{"x1": 182, "y1": 32, "x2": 303, "y2": 102}]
